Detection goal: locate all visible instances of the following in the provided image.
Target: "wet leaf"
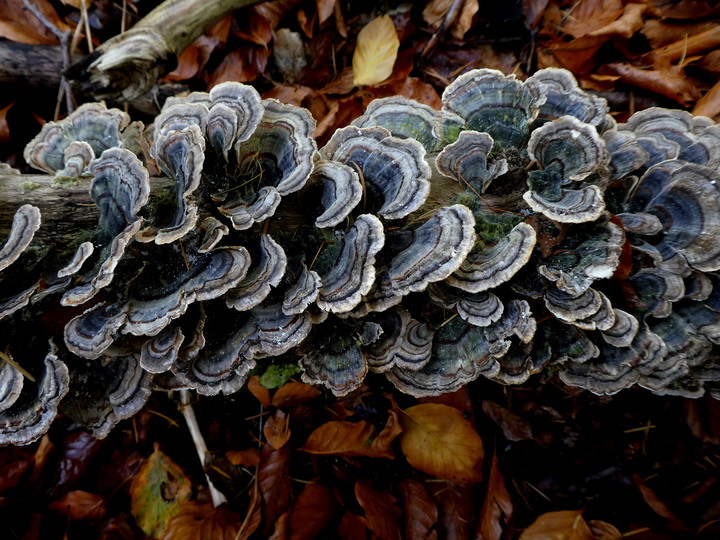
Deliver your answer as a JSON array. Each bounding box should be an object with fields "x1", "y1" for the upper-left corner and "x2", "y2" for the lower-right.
[
  {"x1": 48, "y1": 490, "x2": 107, "y2": 521},
  {"x1": 352, "y1": 15, "x2": 399, "y2": 86},
  {"x1": 300, "y1": 412, "x2": 401, "y2": 459},
  {"x1": 46, "y1": 431, "x2": 104, "y2": 499},
  {"x1": 519, "y1": 510, "x2": 594, "y2": 540},
  {"x1": 289, "y1": 482, "x2": 339, "y2": 540},
  {"x1": 477, "y1": 453, "x2": 513, "y2": 540},
  {"x1": 400, "y1": 479, "x2": 438, "y2": 540},
  {"x1": 130, "y1": 445, "x2": 192, "y2": 537},
  {"x1": 355, "y1": 480, "x2": 402, "y2": 540},
  {"x1": 161, "y1": 501, "x2": 242, "y2": 540},
  {"x1": 264, "y1": 409, "x2": 292, "y2": 449},
  {"x1": 258, "y1": 446, "x2": 292, "y2": 535},
  {"x1": 272, "y1": 381, "x2": 321, "y2": 409},
  {"x1": 398, "y1": 404, "x2": 484, "y2": 483}
]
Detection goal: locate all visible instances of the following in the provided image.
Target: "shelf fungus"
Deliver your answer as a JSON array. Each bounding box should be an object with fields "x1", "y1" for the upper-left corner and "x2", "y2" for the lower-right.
[{"x1": 6, "y1": 68, "x2": 720, "y2": 444}]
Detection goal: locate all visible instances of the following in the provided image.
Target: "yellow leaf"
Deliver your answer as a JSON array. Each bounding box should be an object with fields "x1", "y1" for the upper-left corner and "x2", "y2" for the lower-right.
[
  {"x1": 130, "y1": 445, "x2": 192, "y2": 537},
  {"x1": 398, "y1": 404, "x2": 483, "y2": 483},
  {"x1": 352, "y1": 15, "x2": 399, "y2": 86},
  {"x1": 519, "y1": 510, "x2": 595, "y2": 540}
]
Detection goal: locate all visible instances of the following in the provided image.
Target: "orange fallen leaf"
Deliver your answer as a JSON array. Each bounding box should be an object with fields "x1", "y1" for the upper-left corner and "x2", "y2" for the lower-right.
[
  {"x1": 477, "y1": 453, "x2": 513, "y2": 540},
  {"x1": 316, "y1": 0, "x2": 336, "y2": 25},
  {"x1": 0, "y1": 102, "x2": 12, "y2": 143},
  {"x1": 606, "y1": 62, "x2": 700, "y2": 106},
  {"x1": 247, "y1": 375, "x2": 272, "y2": 407},
  {"x1": 130, "y1": 445, "x2": 192, "y2": 537},
  {"x1": 300, "y1": 412, "x2": 401, "y2": 459},
  {"x1": 264, "y1": 409, "x2": 291, "y2": 449},
  {"x1": 161, "y1": 501, "x2": 243, "y2": 540},
  {"x1": 48, "y1": 490, "x2": 107, "y2": 521},
  {"x1": 693, "y1": 79, "x2": 720, "y2": 118},
  {"x1": 0, "y1": 0, "x2": 72, "y2": 45},
  {"x1": 352, "y1": 15, "x2": 399, "y2": 86},
  {"x1": 289, "y1": 482, "x2": 339, "y2": 540},
  {"x1": 226, "y1": 447, "x2": 260, "y2": 467},
  {"x1": 561, "y1": 0, "x2": 624, "y2": 38},
  {"x1": 398, "y1": 403, "x2": 484, "y2": 483},
  {"x1": 588, "y1": 2, "x2": 645, "y2": 39},
  {"x1": 519, "y1": 510, "x2": 594, "y2": 540},
  {"x1": 400, "y1": 479, "x2": 438, "y2": 540},
  {"x1": 355, "y1": 480, "x2": 402, "y2": 540},
  {"x1": 272, "y1": 381, "x2": 321, "y2": 409}
]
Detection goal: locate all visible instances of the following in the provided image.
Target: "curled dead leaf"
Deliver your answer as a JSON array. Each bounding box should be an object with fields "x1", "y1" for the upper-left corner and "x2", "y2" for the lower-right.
[
  {"x1": 264, "y1": 409, "x2": 292, "y2": 449},
  {"x1": 352, "y1": 15, "x2": 400, "y2": 86},
  {"x1": 398, "y1": 403, "x2": 484, "y2": 483}
]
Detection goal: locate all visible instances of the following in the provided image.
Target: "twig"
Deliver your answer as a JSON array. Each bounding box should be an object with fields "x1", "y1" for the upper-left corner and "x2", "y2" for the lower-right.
[
  {"x1": 179, "y1": 389, "x2": 228, "y2": 508},
  {"x1": 21, "y1": 0, "x2": 75, "y2": 115}
]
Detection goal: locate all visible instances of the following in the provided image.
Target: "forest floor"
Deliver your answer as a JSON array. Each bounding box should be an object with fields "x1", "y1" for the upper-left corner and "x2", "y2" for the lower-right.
[{"x1": 1, "y1": 1, "x2": 720, "y2": 539}]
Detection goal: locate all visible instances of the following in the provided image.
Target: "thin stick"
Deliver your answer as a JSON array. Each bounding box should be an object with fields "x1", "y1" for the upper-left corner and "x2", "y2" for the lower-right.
[{"x1": 179, "y1": 390, "x2": 228, "y2": 507}]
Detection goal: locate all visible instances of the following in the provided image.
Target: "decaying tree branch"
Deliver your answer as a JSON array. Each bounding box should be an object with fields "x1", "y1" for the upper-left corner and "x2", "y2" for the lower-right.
[{"x1": 65, "y1": 0, "x2": 265, "y2": 102}]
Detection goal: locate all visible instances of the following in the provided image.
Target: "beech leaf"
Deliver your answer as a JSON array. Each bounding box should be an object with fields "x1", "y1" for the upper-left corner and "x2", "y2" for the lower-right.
[
  {"x1": 400, "y1": 479, "x2": 438, "y2": 540},
  {"x1": 272, "y1": 381, "x2": 321, "y2": 409},
  {"x1": 289, "y1": 482, "x2": 339, "y2": 540},
  {"x1": 355, "y1": 480, "x2": 402, "y2": 540},
  {"x1": 161, "y1": 501, "x2": 243, "y2": 540},
  {"x1": 258, "y1": 446, "x2": 292, "y2": 535},
  {"x1": 264, "y1": 409, "x2": 292, "y2": 449},
  {"x1": 48, "y1": 490, "x2": 107, "y2": 521},
  {"x1": 399, "y1": 403, "x2": 484, "y2": 483},
  {"x1": 299, "y1": 413, "x2": 401, "y2": 459},
  {"x1": 477, "y1": 453, "x2": 513, "y2": 540},
  {"x1": 130, "y1": 445, "x2": 192, "y2": 538},
  {"x1": 519, "y1": 510, "x2": 595, "y2": 540},
  {"x1": 352, "y1": 15, "x2": 400, "y2": 86}
]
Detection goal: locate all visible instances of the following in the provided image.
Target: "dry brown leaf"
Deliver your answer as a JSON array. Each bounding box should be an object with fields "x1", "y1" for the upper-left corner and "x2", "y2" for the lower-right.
[
  {"x1": 272, "y1": 381, "x2": 321, "y2": 409},
  {"x1": 48, "y1": 490, "x2": 107, "y2": 521},
  {"x1": 238, "y1": 477, "x2": 263, "y2": 540},
  {"x1": 269, "y1": 511, "x2": 289, "y2": 540},
  {"x1": 606, "y1": 62, "x2": 699, "y2": 105},
  {"x1": 263, "y1": 85, "x2": 314, "y2": 107},
  {"x1": 436, "y1": 483, "x2": 475, "y2": 540},
  {"x1": 208, "y1": 46, "x2": 269, "y2": 86},
  {"x1": 289, "y1": 482, "x2": 339, "y2": 540},
  {"x1": 642, "y1": 20, "x2": 718, "y2": 49},
  {"x1": 523, "y1": 0, "x2": 551, "y2": 29},
  {"x1": 352, "y1": 15, "x2": 400, "y2": 86},
  {"x1": 588, "y1": 2, "x2": 645, "y2": 38},
  {"x1": 339, "y1": 511, "x2": 370, "y2": 540},
  {"x1": 693, "y1": 79, "x2": 720, "y2": 118},
  {"x1": 398, "y1": 403, "x2": 484, "y2": 483},
  {"x1": 422, "y1": 0, "x2": 479, "y2": 40},
  {"x1": 355, "y1": 480, "x2": 402, "y2": 540},
  {"x1": 0, "y1": 102, "x2": 13, "y2": 144},
  {"x1": 264, "y1": 410, "x2": 292, "y2": 449},
  {"x1": 161, "y1": 501, "x2": 243, "y2": 540},
  {"x1": 316, "y1": 0, "x2": 336, "y2": 24},
  {"x1": 632, "y1": 473, "x2": 684, "y2": 530},
  {"x1": 561, "y1": 0, "x2": 624, "y2": 38},
  {"x1": 248, "y1": 375, "x2": 272, "y2": 407},
  {"x1": 0, "y1": 0, "x2": 72, "y2": 45},
  {"x1": 477, "y1": 453, "x2": 513, "y2": 540},
  {"x1": 400, "y1": 479, "x2": 438, "y2": 540},
  {"x1": 258, "y1": 446, "x2": 292, "y2": 535},
  {"x1": 299, "y1": 416, "x2": 399, "y2": 459},
  {"x1": 482, "y1": 400, "x2": 533, "y2": 441},
  {"x1": 226, "y1": 448, "x2": 261, "y2": 467},
  {"x1": 654, "y1": 26, "x2": 720, "y2": 64},
  {"x1": 519, "y1": 510, "x2": 594, "y2": 540}
]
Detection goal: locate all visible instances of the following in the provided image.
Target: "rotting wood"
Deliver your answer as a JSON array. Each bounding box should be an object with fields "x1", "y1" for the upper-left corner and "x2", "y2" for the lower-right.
[{"x1": 66, "y1": 0, "x2": 266, "y2": 102}]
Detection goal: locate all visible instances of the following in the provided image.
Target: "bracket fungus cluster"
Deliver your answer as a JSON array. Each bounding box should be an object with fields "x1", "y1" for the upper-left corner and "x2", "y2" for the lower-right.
[{"x1": 3, "y1": 69, "x2": 720, "y2": 445}]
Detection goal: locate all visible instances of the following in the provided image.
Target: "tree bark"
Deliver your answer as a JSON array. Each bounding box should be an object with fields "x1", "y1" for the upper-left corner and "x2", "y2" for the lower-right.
[{"x1": 66, "y1": 0, "x2": 266, "y2": 102}]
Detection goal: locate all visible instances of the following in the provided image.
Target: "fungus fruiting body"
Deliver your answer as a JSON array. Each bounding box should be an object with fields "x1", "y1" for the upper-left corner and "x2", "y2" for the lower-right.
[{"x1": 3, "y1": 71, "x2": 720, "y2": 445}]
